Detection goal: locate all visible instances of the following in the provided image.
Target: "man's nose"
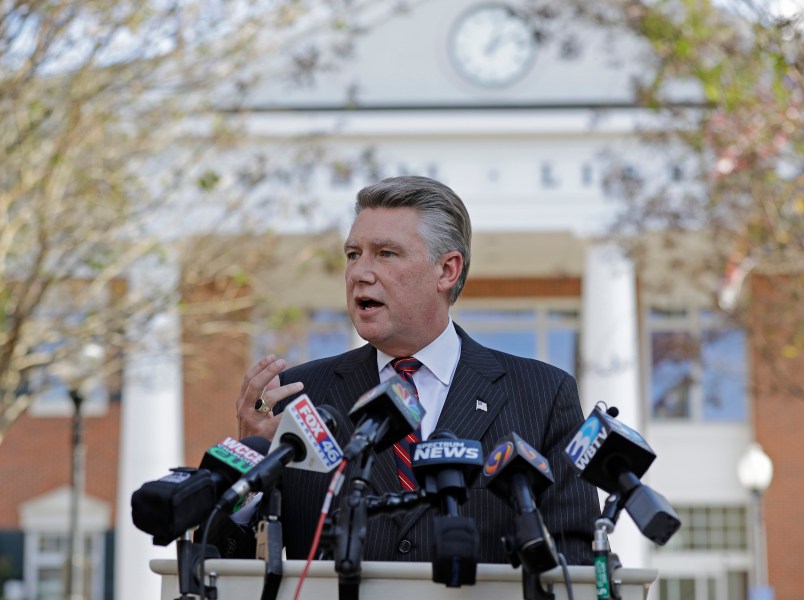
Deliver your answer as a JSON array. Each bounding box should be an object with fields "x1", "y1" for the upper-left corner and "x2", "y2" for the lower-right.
[{"x1": 348, "y1": 255, "x2": 376, "y2": 283}]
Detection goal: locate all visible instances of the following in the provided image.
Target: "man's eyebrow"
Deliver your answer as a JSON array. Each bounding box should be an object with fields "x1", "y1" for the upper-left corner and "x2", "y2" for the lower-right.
[{"x1": 344, "y1": 238, "x2": 404, "y2": 252}]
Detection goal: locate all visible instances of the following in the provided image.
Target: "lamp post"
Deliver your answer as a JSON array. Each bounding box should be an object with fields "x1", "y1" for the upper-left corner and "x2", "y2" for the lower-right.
[
  {"x1": 65, "y1": 388, "x2": 85, "y2": 600},
  {"x1": 737, "y1": 442, "x2": 774, "y2": 600},
  {"x1": 58, "y1": 343, "x2": 104, "y2": 600}
]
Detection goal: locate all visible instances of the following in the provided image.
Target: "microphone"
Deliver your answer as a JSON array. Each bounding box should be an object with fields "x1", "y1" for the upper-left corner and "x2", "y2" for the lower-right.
[
  {"x1": 482, "y1": 432, "x2": 559, "y2": 574},
  {"x1": 564, "y1": 405, "x2": 681, "y2": 545},
  {"x1": 343, "y1": 375, "x2": 425, "y2": 460},
  {"x1": 216, "y1": 396, "x2": 343, "y2": 512},
  {"x1": 411, "y1": 430, "x2": 484, "y2": 513},
  {"x1": 411, "y1": 430, "x2": 483, "y2": 587},
  {"x1": 131, "y1": 435, "x2": 271, "y2": 545}
]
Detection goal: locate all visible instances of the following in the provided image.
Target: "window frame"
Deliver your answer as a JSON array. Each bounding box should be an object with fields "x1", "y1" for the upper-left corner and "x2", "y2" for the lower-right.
[{"x1": 642, "y1": 305, "x2": 750, "y2": 423}]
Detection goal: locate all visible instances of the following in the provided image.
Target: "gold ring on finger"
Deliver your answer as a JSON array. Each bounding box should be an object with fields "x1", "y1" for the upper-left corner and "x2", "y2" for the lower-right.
[{"x1": 254, "y1": 397, "x2": 271, "y2": 414}]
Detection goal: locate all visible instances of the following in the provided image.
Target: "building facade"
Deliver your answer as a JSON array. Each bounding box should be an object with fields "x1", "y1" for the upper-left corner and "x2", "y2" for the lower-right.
[{"x1": 0, "y1": 1, "x2": 800, "y2": 599}]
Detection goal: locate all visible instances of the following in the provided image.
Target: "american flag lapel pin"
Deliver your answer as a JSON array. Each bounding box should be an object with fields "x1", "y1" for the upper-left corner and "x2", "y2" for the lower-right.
[{"x1": 476, "y1": 399, "x2": 487, "y2": 412}]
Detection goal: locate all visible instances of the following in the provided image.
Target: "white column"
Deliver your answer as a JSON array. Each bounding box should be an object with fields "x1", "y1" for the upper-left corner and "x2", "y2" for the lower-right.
[
  {"x1": 581, "y1": 241, "x2": 647, "y2": 568},
  {"x1": 115, "y1": 257, "x2": 184, "y2": 600}
]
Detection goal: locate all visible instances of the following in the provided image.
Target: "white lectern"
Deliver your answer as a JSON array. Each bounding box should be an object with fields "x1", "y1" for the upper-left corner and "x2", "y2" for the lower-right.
[{"x1": 151, "y1": 558, "x2": 657, "y2": 599}]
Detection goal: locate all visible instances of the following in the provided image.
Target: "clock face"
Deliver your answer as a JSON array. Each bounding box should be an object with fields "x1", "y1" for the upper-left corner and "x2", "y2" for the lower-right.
[{"x1": 448, "y1": 4, "x2": 535, "y2": 88}]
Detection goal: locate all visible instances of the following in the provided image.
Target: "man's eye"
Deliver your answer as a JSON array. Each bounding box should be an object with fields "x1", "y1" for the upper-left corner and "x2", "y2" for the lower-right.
[
  {"x1": 345, "y1": 251, "x2": 359, "y2": 260},
  {"x1": 379, "y1": 250, "x2": 395, "y2": 257}
]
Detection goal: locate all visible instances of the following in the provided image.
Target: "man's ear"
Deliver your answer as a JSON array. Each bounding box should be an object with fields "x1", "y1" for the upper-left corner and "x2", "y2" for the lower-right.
[{"x1": 437, "y1": 251, "x2": 463, "y2": 294}]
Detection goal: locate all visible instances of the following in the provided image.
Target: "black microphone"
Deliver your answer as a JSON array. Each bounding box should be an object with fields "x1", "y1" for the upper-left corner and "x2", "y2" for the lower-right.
[
  {"x1": 411, "y1": 430, "x2": 483, "y2": 587},
  {"x1": 564, "y1": 405, "x2": 681, "y2": 545},
  {"x1": 131, "y1": 435, "x2": 271, "y2": 545},
  {"x1": 412, "y1": 430, "x2": 484, "y2": 513},
  {"x1": 343, "y1": 375, "x2": 425, "y2": 460},
  {"x1": 216, "y1": 396, "x2": 343, "y2": 512},
  {"x1": 482, "y1": 432, "x2": 559, "y2": 574}
]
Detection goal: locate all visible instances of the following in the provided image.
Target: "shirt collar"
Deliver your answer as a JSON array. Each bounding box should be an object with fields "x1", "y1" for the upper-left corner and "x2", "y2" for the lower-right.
[{"x1": 376, "y1": 318, "x2": 461, "y2": 386}]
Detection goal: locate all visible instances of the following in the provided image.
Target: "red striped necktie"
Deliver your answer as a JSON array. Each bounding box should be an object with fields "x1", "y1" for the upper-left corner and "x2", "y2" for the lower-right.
[{"x1": 391, "y1": 357, "x2": 423, "y2": 491}]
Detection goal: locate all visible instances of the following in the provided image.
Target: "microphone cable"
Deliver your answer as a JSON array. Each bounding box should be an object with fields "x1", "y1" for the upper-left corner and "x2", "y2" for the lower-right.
[
  {"x1": 198, "y1": 506, "x2": 219, "y2": 600},
  {"x1": 293, "y1": 458, "x2": 349, "y2": 600},
  {"x1": 557, "y1": 552, "x2": 575, "y2": 600}
]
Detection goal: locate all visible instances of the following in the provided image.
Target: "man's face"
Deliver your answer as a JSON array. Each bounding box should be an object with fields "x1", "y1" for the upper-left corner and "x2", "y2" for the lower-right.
[{"x1": 344, "y1": 207, "x2": 455, "y2": 357}]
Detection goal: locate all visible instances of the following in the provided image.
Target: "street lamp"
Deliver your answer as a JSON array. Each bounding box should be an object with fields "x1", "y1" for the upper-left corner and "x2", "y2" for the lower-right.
[
  {"x1": 737, "y1": 442, "x2": 774, "y2": 600},
  {"x1": 54, "y1": 343, "x2": 104, "y2": 600}
]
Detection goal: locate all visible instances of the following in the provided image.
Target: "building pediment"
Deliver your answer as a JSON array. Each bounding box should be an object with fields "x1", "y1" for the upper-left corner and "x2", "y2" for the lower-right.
[
  {"x1": 237, "y1": 0, "x2": 654, "y2": 111},
  {"x1": 19, "y1": 486, "x2": 111, "y2": 532}
]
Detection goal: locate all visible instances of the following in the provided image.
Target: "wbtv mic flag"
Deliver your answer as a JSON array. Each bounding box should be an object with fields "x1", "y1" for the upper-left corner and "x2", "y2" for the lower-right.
[
  {"x1": 344, "y1": 374, "x2": 425, "y2": 459},
  {"x1": 564, "y1": 405, "x2": 655, "y2": 493},
  {"x1": 564, "y1": 405, "x2": 681, "y2": 546},
  {"x1": 216, "y1": 395, "x2": 343, "y2": 512},
  {"x1": 131, "y1": 436, "x2": 270, "y2": 545}
]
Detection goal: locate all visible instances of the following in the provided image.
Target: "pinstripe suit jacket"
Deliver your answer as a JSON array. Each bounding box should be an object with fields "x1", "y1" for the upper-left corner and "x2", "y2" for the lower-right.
[{"x1": 276, "y1": 324, "x2": 600, "y2": 565}]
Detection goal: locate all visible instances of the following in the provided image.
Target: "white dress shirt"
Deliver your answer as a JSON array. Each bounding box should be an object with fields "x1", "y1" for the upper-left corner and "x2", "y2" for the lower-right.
[{"x1": 376, "y1": 319, "x2": 462, "y2": 440}]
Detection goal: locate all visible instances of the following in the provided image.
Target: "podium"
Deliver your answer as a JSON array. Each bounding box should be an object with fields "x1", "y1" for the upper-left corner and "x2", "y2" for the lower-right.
[{"x1": 151, "y1": 558, "x2": 657, "y2": 599}]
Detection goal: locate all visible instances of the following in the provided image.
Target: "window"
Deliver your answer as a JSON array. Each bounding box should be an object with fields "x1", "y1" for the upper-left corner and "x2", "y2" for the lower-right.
[
  {"x1": 654, "y1": 504, "x2": 750, "y2": 600},
  {"x1": 250, "y1": 306, "x2": 581, "y2": 377},
  {"x1": 646, "y1": 308, "x2": 747, "y2": 422},
  {"x1": 453, "y1": 306, "x2": 580, "y2": 376},
  {"x1": 657, "y1": 572, "x2": 747, "y2": 600},
  {"x1": 660, "y1": 505, "x2": 748, "y2": 551},
  {"x1": 252, "y1": 309, "x2": 352, "y2": 367},
  {"x1": 24, "y1": 532, "x2": 106, "y2": 600}
]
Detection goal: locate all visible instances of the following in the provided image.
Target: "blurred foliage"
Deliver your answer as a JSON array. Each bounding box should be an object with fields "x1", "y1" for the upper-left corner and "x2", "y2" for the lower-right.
[
  {"x1": 567, "y1": 0, "x2": 803, "y2": 396},
  {"x1": 0, "y1": 0, "x2": 391, "y2": 442}
]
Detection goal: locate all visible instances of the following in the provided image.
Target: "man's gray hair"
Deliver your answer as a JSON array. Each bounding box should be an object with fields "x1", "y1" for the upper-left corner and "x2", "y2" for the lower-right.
[{"x1": 354, "y1": 175, "x2": 472, "y2": 304}]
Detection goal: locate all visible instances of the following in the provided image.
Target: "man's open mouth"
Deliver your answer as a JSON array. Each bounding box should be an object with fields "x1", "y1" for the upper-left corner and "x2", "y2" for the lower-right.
[{"x1": 358, "y1": 298, "x2": 383, "y2": 310}]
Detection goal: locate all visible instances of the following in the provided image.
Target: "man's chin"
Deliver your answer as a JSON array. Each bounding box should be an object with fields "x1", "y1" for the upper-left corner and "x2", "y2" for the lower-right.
[{"x1": 352, "y1": 321, "x2": 386, "y2": 346}]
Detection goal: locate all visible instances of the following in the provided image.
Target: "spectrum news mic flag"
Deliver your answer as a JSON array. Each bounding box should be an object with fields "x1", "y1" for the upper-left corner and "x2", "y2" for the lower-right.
[
  {"x1": 564, "y1": 405, "x2": 681, "y2": 545},
  {"x1": 410, "y1": 431, "x2": 484, "y2": 587},
  {"x1": 131, "y1": 435, "x2": 271, "y2": 545},
  {"x1": 216, "y1": 395, "x2": 343, "y2": 512}
]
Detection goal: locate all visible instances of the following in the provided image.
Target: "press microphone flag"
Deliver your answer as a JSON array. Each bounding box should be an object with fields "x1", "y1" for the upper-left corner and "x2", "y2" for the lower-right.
[
  {"x1": 482, "y1": 433, "x2": 558, "y2": 574},
  {"x1": 411, "y1": 432, "x2": 484, "y2": 502},
  {"x1": 564, "y1": 405, "x2": 654, "y2": 494},
  {"x1": 216, "y1": 396, "x2": 343, "y2": 511},
  {"x1": 483, "y1": 432, "x2": 554, "y2": 500},
  {"x1": 200, "y1": 436, "x2": 268, "y2": 475},
  {"x1": 564, "y1": 405, "x2": 681, "y2": 546},
  {"x1": 131, "y1": 435, "x2": 271, "y2": 545},
  {"x1": 344, "y1": 374, "x2": 425, "y2": 459},
  {"x1": 411, "y1": 431, "x2": 483, "y2": 588},
  {"x1": 269, "y1": 395, "x2": 342, "y2": 472}
]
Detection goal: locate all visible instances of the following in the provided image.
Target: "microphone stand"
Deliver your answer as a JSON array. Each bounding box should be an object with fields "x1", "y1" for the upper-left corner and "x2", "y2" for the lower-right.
[
  {"x1": 504, "y1": 474, "x2": 559, "y2": 600},
  {"x1": 174, "y1": 529, "x2": 219, "y2": 600},
  {"x1": 594, "y1": 493, "x2": 624, "y2": 600},
  {"x1": 256, "y1": 488, "x2": 284, "y2": 600},
  {"x1": 332, "y1": 452, "x2": 375, "y2": 600}
]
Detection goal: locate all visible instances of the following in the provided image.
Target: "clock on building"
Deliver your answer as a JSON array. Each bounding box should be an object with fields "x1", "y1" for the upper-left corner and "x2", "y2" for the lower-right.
[{"x1": 448, "y1": 4, "x2": 535, "y2": 88}]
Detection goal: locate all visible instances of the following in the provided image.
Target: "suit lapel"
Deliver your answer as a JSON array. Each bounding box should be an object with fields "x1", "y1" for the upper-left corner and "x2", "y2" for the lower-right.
[{"x1": 435, "y1": 325, "x2": 507, "y2": 442}]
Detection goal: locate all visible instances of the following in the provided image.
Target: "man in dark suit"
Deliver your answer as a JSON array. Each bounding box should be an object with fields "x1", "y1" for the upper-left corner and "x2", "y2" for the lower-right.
[{"x1": 235, "y1": 175, "x2": 600, "y2": 564}]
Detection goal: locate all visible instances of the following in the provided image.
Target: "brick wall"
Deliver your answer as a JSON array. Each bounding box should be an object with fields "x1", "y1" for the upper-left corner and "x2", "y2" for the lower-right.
[
  {"x1": 0, "y1": 403, "x2": 121, "y2": 527},
  {"x1": 181, "y1": 280, "x2": 252, "y2": 468},
  {"x1": 750, "y1": 274, "x2": 804, "y2": 600}
]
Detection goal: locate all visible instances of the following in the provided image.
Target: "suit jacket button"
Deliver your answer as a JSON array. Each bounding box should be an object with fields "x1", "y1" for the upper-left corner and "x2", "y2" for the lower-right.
[{"x1": 398, "y1": 539, "x2": 412, "y2": 554}]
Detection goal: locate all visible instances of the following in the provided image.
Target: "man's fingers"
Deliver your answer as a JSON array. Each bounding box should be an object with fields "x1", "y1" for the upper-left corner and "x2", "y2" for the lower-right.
[{"x1": 258, "y1": 381, "x2": 304, "y2": 414}]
